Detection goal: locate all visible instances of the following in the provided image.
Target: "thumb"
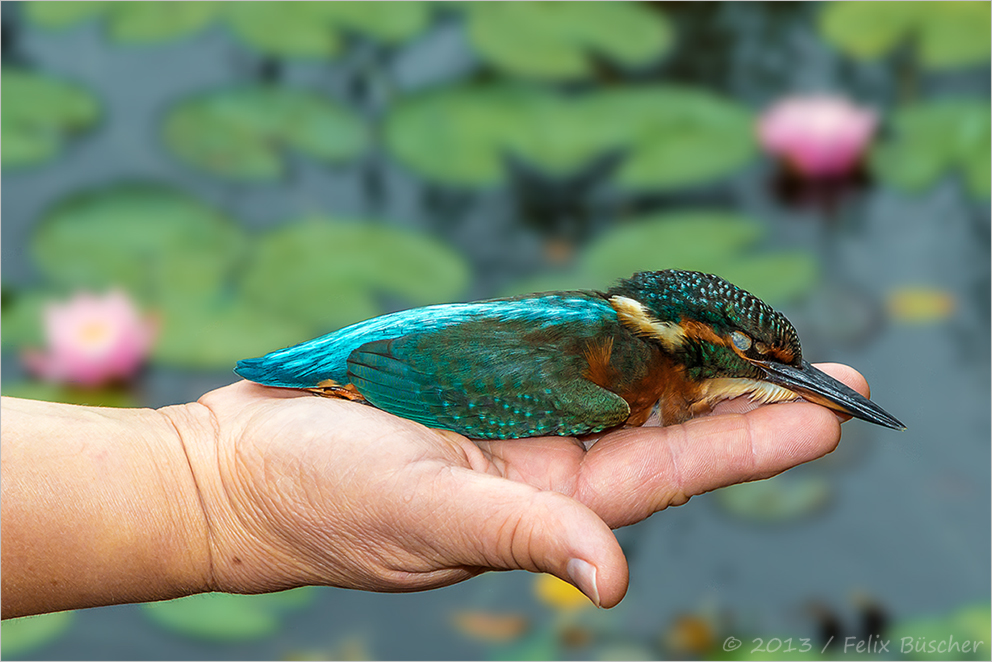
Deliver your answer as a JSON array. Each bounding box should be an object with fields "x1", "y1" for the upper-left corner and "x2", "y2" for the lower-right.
[{"x1": 425, "y1": 468, "x2": 629, "y2": 608}]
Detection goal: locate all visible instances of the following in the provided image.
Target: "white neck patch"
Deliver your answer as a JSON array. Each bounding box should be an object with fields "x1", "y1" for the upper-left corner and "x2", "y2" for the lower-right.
[{"x1": 609, "y1": 295, "x2": 686, "y2": 351}]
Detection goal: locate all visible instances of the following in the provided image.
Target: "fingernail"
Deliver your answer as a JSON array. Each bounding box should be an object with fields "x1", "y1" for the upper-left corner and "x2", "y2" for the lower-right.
[{"x1": 566, "y1": 558, "x2": 601, "y2": 607}]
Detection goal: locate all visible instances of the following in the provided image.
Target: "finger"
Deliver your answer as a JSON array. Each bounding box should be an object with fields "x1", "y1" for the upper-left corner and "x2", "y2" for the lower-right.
[
  {"x1": 422, "y1": 468, "x2": 628, "y2": 608},
  {"x1": 574, "y1": 392, "x2": 848, "y2": 529}
]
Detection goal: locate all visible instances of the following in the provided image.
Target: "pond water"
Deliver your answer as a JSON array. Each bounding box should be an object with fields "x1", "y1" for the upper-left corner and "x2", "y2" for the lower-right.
[{"x1": 2, "y1": 3, "x2": 989, "y2": 660}]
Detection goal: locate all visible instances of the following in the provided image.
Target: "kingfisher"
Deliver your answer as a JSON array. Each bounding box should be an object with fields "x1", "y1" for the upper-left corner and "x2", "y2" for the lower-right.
[{"x1": 235, "y1": 270, "x2": 904, "y2": 439}]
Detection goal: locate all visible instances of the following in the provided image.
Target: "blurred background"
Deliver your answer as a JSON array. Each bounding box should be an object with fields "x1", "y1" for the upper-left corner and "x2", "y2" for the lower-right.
[{"x1": 1, "y1": 1, "x2": 989, "y2": 659}]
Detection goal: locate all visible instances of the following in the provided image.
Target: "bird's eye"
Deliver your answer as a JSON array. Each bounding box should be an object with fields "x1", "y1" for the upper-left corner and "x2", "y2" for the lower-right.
[
  {"x1": 730, "y1": 331, "x2": 752, "y2": 352},
  {"x1": 754, "y1": 341, "x2": 770, "y2": 355}
]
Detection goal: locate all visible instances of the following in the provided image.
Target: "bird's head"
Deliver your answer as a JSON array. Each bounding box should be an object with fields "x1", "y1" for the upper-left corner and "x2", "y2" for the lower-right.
[{"x1": 607, "y1": 270, "x2": 904, "y2": 429}]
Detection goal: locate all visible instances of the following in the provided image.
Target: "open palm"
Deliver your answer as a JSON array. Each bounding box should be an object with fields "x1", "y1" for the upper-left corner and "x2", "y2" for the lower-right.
[{"x1": 191, "y1": 364, "x2": 863, "y2": 608}]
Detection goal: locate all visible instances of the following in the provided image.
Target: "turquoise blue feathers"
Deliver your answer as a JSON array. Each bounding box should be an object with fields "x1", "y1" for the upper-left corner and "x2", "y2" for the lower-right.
[{"x1": 236, "y1": 270, "x2": 905, "y2": 438}]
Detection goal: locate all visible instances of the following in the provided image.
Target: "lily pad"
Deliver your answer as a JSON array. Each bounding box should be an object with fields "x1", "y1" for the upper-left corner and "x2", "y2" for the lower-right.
[
  {"x1": 1, "y1": 68, "x2": 100, "y2": 169},
  {"x1": 21, "y1": 1, "x2": 109, "y2": 29},
  {"x1": 0, "y1": 611, "x2": 75, "y2": 657},
  {"x1": 889, "y1": 603, "x2": 991, "y2": 661},
  {"x1": 581, "y1": 212, "x2": 765, "y2": 281},
  {"x1": 1, "y1": 289, "x2": 50, "y2": 350},
  {"x1": 223, "y1": 1, "x2": 430, "y2": 59},
  {"x1": 163, "y1": 86, "x2": 368, "y2": 181},
  {"x1": 23, "y1": 1, "x2": 218, "y2": 43},
  {"x1": 871, "y1": 99, "x2": 990, "y2": 199},
  {"x1": 106, "y1": 1, "x2": 219, "y2": 43},
  {"x1": 142, "y1": 588, "x2": 316, "y2": 643},
  {"x1": 715, "y1": 476, "x2": 831, "y2": 523},
  {"x1": 240, "y1": 217, "x2": 470, "y2": 332},
  {"x1": 594, "y1": 87, "x2": 756, "y2": 191},
  {"x1": 153, "y1": 297, "x2": 311, "y2": 369},
  {"x1": 462, "y1": 2, "x2": 672, "y2": 80},
  {"x1": 819, "y1": 2, "x2": 991, "y2": 70},
  {"x1": 504, "y1": 212, "x2": 819, "y2": 306},
  {"x1": 31, "y1": 184, "x2": 246, "y2": 302},
  {"x1": 385, "y1": 84, "x2": 756, "y2": 190},
  {"x1": 0, "y1": 381, "x2": 139, "y2": 408}
]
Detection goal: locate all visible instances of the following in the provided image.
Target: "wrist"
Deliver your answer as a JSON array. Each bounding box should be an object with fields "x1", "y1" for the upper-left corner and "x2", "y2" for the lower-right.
[
  {"x1": 163, "y1": 394, "x2": 319, "y2": 595},
  {"x1": 1, "y1": 398, "x2": 214, "y2": 617}
]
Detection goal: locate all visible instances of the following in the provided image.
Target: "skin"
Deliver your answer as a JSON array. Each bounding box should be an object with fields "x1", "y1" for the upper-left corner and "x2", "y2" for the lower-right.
[{"x1": 1, "y1": 363, "x2": 867, "y2": 619}]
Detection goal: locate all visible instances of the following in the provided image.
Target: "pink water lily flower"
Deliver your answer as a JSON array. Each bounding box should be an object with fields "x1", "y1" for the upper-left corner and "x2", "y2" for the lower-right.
[
  {"x1": 758, "y1": 95, "x2": 878, "y2": 178},
  {"x1": 23, "y1": 290, "x2": 158, "y2": 387}
]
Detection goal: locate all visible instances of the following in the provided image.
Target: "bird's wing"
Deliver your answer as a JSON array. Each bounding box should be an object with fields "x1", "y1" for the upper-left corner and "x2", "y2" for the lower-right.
[{"x1": 346, "y1": 323, "x2": 630, "y2": 439}]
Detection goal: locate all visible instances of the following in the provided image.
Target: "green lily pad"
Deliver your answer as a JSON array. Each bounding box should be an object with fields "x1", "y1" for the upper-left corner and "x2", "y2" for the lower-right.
[
  {"x1": 153, "y1": 297, "x2": 311, "y2": 369},
  {"x1": 384, "y1": 84, "x2": 755, "y2": 190},
  {"x1": 386, "y1": 85, "x2": 601, "y2": 187},
  {"x1": 223, "y1": 1, "x2": 430, "y2": 59},
  {"x1": 106, "y1": 1, "x2": 219, "y2": 43},
  {"x1": 163, "y1": 86, "x2": 368, "y2": 181},
  {"x1": 581, "y1": 212, "x2": 765, "y2": 281},
  {"x1": 594, "y1": 87, "x2": 756, "y2": 191},
  {"x1": 715, "y1": 476, "x2": 831, "y2": 523},
  {"x1": 718, "y1": 253, "x2": 820, "y2": 307},
  {"x1": 240, "y1": 217, "x2": 470, "y2": 332},
  {"x1": 23, "y1": 1, "x2": 218, "y2": 43},
  {"x1": 462, "y1": 1, "x2": 672, "y2": 81},
  {"x1": 1, "y1": 289, "x2": 50, "y2": 350},
  {"x1": 0, "y1": 611, "x2": 75, "y2": 657},
  {"x1": 819, "y1": 2, "x2": 991, "y2": 70},
  {"x1": 871, "y1": 99, "x2": 991, "y2": 199},
  {"x1": 889, "y1": 603, "x2": 991, "y2": 660},
  {"x1": 1, "y1": 68, "x2": 100, "y2": 169},
  {"x1": 1, "y1": 381, "x2": 139, "y2": 408},
  {"x1": 504, "y1": 212, "x2": 819, "y2": 307},
  {"x1": 142, "y1": 588, "x2": 316, "y2": 643},
  {"x1": 21, "y1": 1, "x2": 109, "y2": 29},
  {"x1": 31, "y1": 184, "x2": 246, "y2": 302}
]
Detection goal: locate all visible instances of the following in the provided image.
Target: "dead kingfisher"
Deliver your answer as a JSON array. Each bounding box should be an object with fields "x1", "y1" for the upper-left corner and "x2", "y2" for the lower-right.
[{"x1": 235, "y1": 270, "x2": 904, "y2": 439}]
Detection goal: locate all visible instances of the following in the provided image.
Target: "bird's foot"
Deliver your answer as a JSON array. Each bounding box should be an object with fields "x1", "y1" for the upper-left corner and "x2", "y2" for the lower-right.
[{"x1": 306, "y1": 381, "x2": 369, "y2": 403}]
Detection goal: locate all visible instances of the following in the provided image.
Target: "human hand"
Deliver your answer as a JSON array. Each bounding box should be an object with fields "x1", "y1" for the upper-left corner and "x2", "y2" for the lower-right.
[{"x1": 167, "y1": 363, "x2": 866, "y2": 609}]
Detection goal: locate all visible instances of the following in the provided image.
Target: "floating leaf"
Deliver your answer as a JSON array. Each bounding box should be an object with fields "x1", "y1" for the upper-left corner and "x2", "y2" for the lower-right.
[
  {"x1": 1, "y1": 68, "x2": 100, "y2": 169},
  {"x1": 886, "y1": 286, "x2": 956, "y2": 324},
  {"x1": 715, "y1": 476, "x2": 831, "y2": 523},
  {"x1": 592, "y1": 87, "x2": 757, "y2": 191},
  {"x1": 1, "y1": 289, "x2": 50, "y2": 350},
  {"x1": 505, "y1": 212, "x2": 819, "y2": 306},
  {"x1": 889, "y1": 603, "x2": 991, "y2": 661},
  {"x1": 717, "y1": 253, "x2": 820, "y2": 307},
  {"x1": 385, "y1": 84, "x2": 755, "y2": 190},
  {"x1": 224, "y1": 2, "x2": 342, "y2": 58},
  {"x1": 462, "y1": 2, "x2": 671, "y2": 80},
  {"x1": 305, "y1": 1, "x2": 431, "y2": 43},
  {"x1": 153, "y1": 298, "x2": 311, "y2": 369},
  {"x1": 163, "y1": 86, "x2": 368, "y2": 180},
  {"x1": 142, "y1": 588, "x2": 316, "y2": 643},
  {"x1": 581, "y1": 212, "x2": 765, "y2": 281},
  {"x1": 107, "y1": 1, "x2": 219, "y2": 43},
  {"x1": 819, "y1": 2, "x2": 991, "y2": 70},
  {"x1": 241, "y1": 217, "x2": 470, "y2": 332},
  {"x1": 871, "y1": 99, "x2": 991, "y2": 199},
  {"x1": 0, "y1": 381, "x2": 138, "y2": 408},
  {"x1": 0, "y1": 611, "x2": 75, "y2": 657},
  {"x1": 23, "y1": 1, "x2": 217, "y2": 43},
  {"x1": 21, "y1": 1, "x2": 109, "y2": 29},
  {"x1": 31, "y1": 184, "x2": 246, "y2": 302},
  {"x1": 223, "y1": 1, "x2": 430, "y2": 58}
]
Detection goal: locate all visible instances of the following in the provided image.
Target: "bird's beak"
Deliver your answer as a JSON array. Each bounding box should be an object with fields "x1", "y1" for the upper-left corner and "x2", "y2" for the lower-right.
[{"x1": 757, "y1": 359, "x2": 906, "y2": 430}]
